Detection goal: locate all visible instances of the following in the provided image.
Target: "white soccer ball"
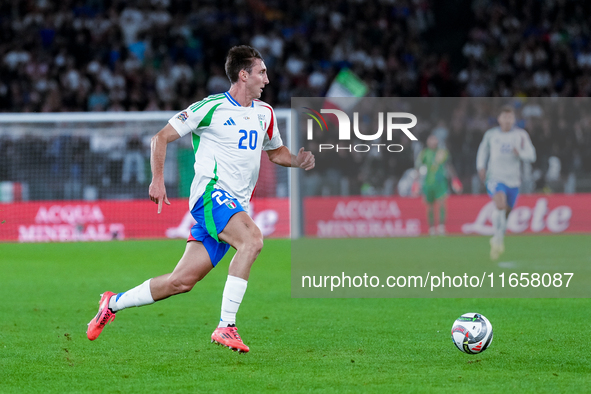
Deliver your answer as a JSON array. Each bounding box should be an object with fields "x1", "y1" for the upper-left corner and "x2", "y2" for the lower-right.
[{"x1": 451, "y1": 313, "x2": 493, "y2": 354}]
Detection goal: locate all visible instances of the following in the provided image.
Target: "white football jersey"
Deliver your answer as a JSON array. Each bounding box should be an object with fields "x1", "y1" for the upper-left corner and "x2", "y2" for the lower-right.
[
  {"x1": 476, "y1": 126, "x2": 536, "y2": 188},
  {"x1": 168, "y1": 91, "x2": 283, "y2": 211}
]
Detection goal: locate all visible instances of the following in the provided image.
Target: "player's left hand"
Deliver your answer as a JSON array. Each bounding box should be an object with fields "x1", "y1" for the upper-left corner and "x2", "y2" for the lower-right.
[
  {"x1": 513, "y1": 147, "x2": 520, "y2": 157},
  {"x1": 295, "y1": 147, "x2": 315, "y2": 170}
]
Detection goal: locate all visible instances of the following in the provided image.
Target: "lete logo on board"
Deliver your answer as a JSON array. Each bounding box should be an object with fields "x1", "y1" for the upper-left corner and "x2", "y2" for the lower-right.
[{"x1": 462, "y1": 198, "x2": 572, "y2": 235}]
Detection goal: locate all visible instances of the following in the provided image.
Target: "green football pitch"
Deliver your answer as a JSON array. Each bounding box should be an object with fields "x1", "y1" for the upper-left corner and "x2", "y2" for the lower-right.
[{"x1": 1, "y1": 235, "x2": 590, "y2": 393}]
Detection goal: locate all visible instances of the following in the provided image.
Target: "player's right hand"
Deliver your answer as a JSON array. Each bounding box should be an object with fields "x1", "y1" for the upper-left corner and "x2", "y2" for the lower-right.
[
  {"x1": 296, "y1": 147, "x2": 315, "y2": 170},
  {"x1": 478, "y1": 168, "x2": 486, "y2": 183},
  {"x1": 149, "y1": 181, "x2": 170, "y2": 214}
]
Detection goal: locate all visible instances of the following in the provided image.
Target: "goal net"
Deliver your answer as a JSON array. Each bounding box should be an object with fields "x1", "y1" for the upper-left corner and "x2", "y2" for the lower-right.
[{"x1": 0, "y1": 110, "x2": 291, "y2": 241}]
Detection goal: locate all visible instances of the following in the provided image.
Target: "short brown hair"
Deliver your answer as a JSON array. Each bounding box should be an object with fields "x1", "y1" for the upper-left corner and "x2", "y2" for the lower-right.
[
  {"x1": 224, "y1": 45, "x2": 264, "y2": 84},
  {"x1": 499, "y1": 105, "x2": 515, "y2": 114}
]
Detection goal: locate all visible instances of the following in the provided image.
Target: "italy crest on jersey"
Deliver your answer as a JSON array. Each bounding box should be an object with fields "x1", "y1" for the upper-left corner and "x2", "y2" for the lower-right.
[{"x1": 258, "y1": 114, "x2": 267, "y2": 131}]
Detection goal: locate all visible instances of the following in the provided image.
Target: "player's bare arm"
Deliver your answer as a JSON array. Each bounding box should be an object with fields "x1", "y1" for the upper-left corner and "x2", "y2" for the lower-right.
[
  {"x1": 476, "y1": 133, "x2": 490, "y2": 182},
  {"x1": 478, "y1": 168, "x2": 486, "y2": 182},
  {"x1": 266, "y1": 146, "x2": 315, "y2": 170},
  {"x1": 149, "y1": 123, "x2": 180, "y2": 213},
  {"x1": 514, "y1": 133, "x2": 536, "y2": 163}
]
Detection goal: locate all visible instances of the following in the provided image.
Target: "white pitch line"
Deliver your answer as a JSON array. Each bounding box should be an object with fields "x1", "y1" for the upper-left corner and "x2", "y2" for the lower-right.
[{"x1": 498, "y1": 261, "x2": 517, "y2": 268}]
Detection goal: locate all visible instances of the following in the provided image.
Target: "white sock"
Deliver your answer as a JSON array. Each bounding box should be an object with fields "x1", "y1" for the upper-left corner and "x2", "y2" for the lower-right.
[
  {"x1": 492, "y1": 208, "x2": 506, "y2": 243},
  {"x1": 491, "y1": 208, "x2": 500, "y2": 241},
  {"x1": 218, "y1": 275, "x2": 248, "y2": 328},
  {"x1": 109, "y1": 279, "x2": 155, "y2": 312},
  {"x1": 498, "y1": 209, "x2": 507, "y2": 243}
]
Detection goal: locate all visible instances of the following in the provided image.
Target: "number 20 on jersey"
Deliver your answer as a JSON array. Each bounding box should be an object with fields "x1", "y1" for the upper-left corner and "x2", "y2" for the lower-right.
[{"x1": 238, "y1": 129, "x2": 258, "y2": 150}]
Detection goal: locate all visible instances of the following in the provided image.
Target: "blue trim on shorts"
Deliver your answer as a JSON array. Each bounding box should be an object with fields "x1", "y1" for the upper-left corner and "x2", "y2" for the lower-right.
[
  {"x1": 486, "y1": 181, "x2": 519, "y2": 208},
  {"x1": 189, "y1": 188, "x2": 245, "y2": 266}
]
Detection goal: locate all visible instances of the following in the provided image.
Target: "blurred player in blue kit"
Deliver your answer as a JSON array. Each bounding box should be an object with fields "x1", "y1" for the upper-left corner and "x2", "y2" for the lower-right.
[{"x1": 476, "y1": 106, "x2": 536, "y2": 259}]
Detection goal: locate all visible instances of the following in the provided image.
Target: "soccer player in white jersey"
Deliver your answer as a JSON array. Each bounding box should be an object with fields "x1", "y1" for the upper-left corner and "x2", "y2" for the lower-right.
[
  {"x1": 86, "y1": 46, "x2": 315, "y2": 352},
  {"x1": 476, "y1": 105, "x2": 536, "y2": 260}
]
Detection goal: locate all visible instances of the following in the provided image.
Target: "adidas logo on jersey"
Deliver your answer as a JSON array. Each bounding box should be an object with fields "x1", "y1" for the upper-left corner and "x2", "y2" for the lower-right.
[{"x1": 223, "y1": 117, "x2": 236, "y2": 126}]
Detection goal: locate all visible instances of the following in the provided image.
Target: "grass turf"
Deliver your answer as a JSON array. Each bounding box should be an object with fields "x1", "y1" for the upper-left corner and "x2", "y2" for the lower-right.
[{"x1": 1, "y1": 236, "x2": 590, "y2": 393}]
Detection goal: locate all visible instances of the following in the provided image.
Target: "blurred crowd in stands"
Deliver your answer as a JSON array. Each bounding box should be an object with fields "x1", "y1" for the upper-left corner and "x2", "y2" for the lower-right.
[
  {"x1": 0, "y1": 0, "x2": 436, "y2": 111},
  {"x1": 1, "y1": 0, "x2": 591, "y2": 198}
]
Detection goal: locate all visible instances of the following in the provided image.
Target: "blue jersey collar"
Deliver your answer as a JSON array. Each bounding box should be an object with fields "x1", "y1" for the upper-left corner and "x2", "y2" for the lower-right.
[{"x1": 225, "y1": 91, "x2": 254, "y2": 107}]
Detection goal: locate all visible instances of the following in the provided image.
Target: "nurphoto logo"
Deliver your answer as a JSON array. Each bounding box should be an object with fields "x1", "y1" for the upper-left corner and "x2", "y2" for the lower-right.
[{"x1": 303, "y1": 107, "x2": 418, "y2": 153}]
